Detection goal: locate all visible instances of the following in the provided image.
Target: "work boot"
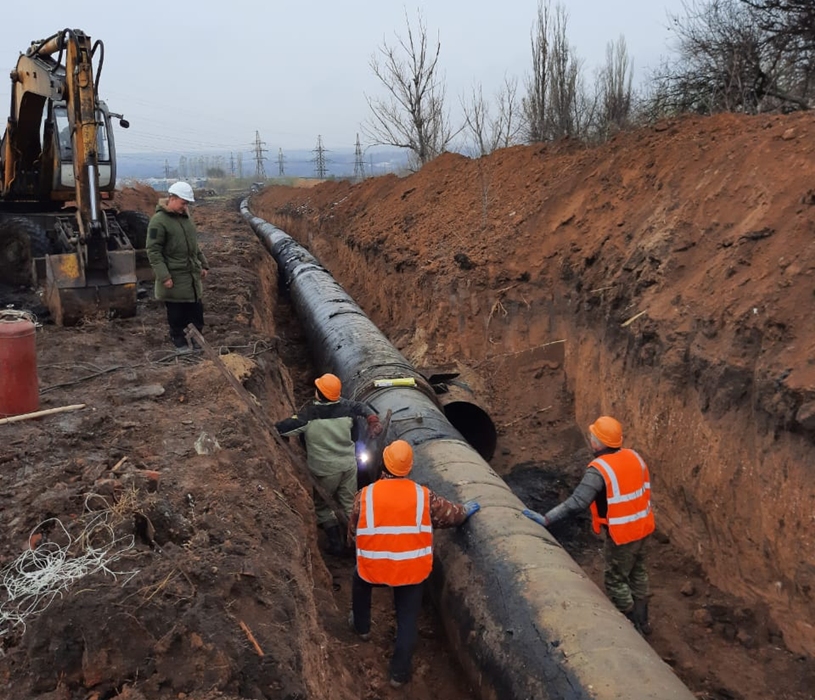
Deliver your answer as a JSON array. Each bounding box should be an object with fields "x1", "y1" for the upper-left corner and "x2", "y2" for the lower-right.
[
  {"x1": 323, "y1": 524, "x2": 344, "y2": 557},
  {"x1": 623, "y1": 605, "x2": 638, "y2": 628},
  {"x1": 633, "y1": 598, "x2": 652, "y2": 636},
  {"x1": 348, "y1": 611, "x2": 370, "y2": 641}
]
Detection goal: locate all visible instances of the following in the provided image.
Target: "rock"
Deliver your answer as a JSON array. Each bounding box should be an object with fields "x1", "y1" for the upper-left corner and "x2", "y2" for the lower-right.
[
  {"x1": 737, "y1": 628, "x2": 757, "y2": 648},
  {"x1": 795, "y1": 401, "x2": 815, "y2": 431},
  {"x1": 680, "y1": 580, "x2": 696, "y2": 597},
  {"x1": 195, "y1": 431, "x2": 221, "y2": 455},
  {"x1": 781, "y1": 128, "x2": 797, "y2": 140},
  {"x1": 692, "y1": 608, "x2": 714, "y2": 627},
  {"x1": 113, "y1": 384, "x2": 165, "y2": 403}
]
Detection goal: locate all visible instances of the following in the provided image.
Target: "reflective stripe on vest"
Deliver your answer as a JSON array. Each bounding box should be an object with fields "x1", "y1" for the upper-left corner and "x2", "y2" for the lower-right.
[
  {"x1": 589, "y1": 449, "x2": 655, "y2": 545},
  {"x1": 356, "y1": 480, "x2": 433, "y2": 586}
]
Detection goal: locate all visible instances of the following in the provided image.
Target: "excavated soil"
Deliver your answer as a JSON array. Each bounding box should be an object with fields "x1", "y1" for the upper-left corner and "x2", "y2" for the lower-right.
[{"x1": 1, "y1": 111, "x2": 815, "y2": 700}]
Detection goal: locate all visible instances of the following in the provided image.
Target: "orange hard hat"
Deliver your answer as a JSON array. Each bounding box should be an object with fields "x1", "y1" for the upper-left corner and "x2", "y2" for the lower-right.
[
  {"x1": 383, "y1": 439, "x2": 413, "y2": 477},
  {"x1": 589, "y1": 416, "x2": 623, "y2": 448},
  {"x1": 314, "y1": 373, "x2": 342, "y2": 401}
]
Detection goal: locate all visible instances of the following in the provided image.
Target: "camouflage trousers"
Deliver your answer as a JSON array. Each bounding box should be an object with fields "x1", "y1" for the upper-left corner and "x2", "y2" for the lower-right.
[
  {"x1": 603, "y1": 535, "x2": 649, "y2": 612},
  {"x1": 313, "y1": 466, "x2": 357, "y2": 526}
]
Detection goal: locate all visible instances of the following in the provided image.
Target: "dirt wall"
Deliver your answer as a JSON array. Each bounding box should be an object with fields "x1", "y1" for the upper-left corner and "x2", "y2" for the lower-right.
[{"x1": 253, "y1": 111, "x2": 815, "y2": 656}]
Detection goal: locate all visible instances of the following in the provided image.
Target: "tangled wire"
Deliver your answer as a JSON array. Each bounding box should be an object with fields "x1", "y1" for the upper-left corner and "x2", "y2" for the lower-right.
[
  {"x1": 0, "y1": 308, "x2": 40, "y2": 328},
  {"x1": 0, "y1": 505, "x2": 139, "y2": 637}
]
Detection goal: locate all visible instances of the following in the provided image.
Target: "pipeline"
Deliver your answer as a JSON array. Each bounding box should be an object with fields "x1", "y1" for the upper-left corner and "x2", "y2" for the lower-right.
[{"x1": 240, "y1": 201, "x2": 695, "y2": 700}]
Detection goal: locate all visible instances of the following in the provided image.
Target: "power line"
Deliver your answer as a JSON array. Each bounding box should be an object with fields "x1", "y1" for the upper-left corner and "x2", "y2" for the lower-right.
[
  {"x1": 313, "y1": 135, "x2": 328, "y2": 179},
  {"x1": 353, "y1": 133, "x2": 365, "y2": 181},
  {"x1": 253, "y1": 131, "x2": 268, "y2": 180}
]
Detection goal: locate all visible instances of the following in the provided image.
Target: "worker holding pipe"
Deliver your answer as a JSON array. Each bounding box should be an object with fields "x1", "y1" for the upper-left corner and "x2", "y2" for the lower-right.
[
  {"x1": 523, "y1": 416, "x2": 655, "y2": 635},
  {"x1": 275, "y1": 373, "x2": 383, "y2": 555},
  {"x1": 347, "y1": 439, "x2": 481, "y2": 688}
]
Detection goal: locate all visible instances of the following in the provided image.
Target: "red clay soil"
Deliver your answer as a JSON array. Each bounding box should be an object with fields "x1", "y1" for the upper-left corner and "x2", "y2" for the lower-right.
[
  {"x1": 0, "y1": 110, "x2": 814, "y2": 700},
  {"x1": 252, "y1": 111, "x2": 815, "y2": 698}
]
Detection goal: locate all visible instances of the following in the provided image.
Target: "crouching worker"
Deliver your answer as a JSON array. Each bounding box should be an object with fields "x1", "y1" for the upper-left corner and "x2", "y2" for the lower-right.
[
  {"x1": 347, "y1": 439, "x2": 481, "y2": 688},
  {"x1": 274, "y1": 373, "x2": 382, "y2": 555}
]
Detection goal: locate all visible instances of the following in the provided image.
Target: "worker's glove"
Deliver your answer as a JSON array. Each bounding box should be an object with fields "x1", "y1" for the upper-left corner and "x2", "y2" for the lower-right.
[
  {"x1": 522, "y1": 509, "x2": 549, "y2": 528},
  {"x1": 462, "y1": 501, "x2": 481, "y2": 521},
  {"x1": 367, "y1": 415, "x2": 383, "y2": 437}
]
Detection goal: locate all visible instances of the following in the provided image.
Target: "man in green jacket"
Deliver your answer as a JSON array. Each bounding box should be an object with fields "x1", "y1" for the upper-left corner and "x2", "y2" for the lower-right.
[{"x1": 146, "y1": 181, "x2": 209, "y2": 351}]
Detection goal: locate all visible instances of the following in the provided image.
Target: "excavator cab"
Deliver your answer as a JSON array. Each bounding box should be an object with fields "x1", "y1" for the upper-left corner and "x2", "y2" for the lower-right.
[{"x1": 39, "y1": 101, "x2": 137, "y2": 324}]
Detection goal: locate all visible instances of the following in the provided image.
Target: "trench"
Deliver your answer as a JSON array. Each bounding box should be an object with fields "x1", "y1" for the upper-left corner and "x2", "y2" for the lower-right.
[{"x1": 241, "y1": 202, "x2": 696, "y2": 700}]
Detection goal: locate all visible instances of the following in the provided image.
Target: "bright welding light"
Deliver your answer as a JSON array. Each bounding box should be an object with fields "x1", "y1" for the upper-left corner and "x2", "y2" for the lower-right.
[{"x1": 357, "y1": 450, "x2": 370, "y2": 465}]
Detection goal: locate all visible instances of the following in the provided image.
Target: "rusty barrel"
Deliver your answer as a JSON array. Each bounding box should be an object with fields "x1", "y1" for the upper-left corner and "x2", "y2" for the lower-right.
[{"x1": 0, "y1": 314, "x2": 39, "y2": 417}]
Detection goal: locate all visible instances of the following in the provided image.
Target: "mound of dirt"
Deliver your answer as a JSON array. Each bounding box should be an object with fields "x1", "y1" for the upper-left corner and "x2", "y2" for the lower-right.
[{"x1": 113, "y1": 184, "x2": 161, "y2": 215}]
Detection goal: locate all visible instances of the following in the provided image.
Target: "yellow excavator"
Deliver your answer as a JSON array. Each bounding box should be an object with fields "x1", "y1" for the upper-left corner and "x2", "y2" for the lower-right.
[{"x1": 0, "y1": 29, "x2": 146, "y2": 325}]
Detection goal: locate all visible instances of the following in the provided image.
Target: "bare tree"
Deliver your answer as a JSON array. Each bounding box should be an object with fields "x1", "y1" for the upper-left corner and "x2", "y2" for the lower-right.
[
  {"x1": 495, "y1": 76, "x2": 524, "y2": 148},
  {"x1": 363, "y1": 10, "x2": 453, "y2": 168},
  {"x1": 741, "y1": 0, "x2": 815, "y2": 100},
  {"x1": 461, "y1": 76, "x2": 523, "y2": 156},
  {"x1": 742, "y1": 0, "x2": 815, "y2": 50},
  {"x1": 547, "y1": 6, "x2": 583, "y2": 139},
  {"x1": 522, "y1": 1, "x2": 591, "y2": 142},
  {"x1": 522, "y1": 0, "x2": 552, "y2": 142},
  {"x1": 597, "y1": 36, "x2": 635, "y2": 138},
  {"x1": 646, "y1": 0, "x2": 812, "y2": 117}
]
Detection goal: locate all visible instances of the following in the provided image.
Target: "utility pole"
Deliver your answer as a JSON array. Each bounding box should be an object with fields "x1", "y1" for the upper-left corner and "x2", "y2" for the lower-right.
[
  {"x1": 164, "y1": 159, "x2": 170, "y2": 179},
  {"x1": 230, "y1": 152, "x2": 236, "y2": 178},
  {"x1": 277, "y1": 148, "x2": 286, "y2": 177},
  {"x1": 237, "y1": 152, "x2": 244, "y2": 180},
  {"x1": 313, "y1": 135, "x2": 328, "y2": 179},
  {"x1": 253, "y1": 131, "x2": 268, "y2": 180},
  {"x1": 353, "y1": 134, "x2": 365, "y2": 181}
]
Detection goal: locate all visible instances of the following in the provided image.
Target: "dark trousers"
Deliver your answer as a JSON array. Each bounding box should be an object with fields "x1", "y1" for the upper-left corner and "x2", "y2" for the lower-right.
[
  {"x1": 603, "y1": 536, "x2": 649, "y2": 612},
  {"x1": 165, "y1": 301, "x2": 204, "y2": 347},
  {"x1": 352, "y1": 569, "x2": 424, "y2": 683}
]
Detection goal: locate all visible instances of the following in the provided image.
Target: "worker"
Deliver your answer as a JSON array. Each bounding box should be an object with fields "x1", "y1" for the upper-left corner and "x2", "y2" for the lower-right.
[
  {"x1": 347, "y1": 439, "x2": 481, "y2": 688},
  {"x1": 522, "y1": 416, "x2": 655, "y2": 635},
  {"x1": 146, "y1": 181, "x2": 208, "y2": 353},
  {"x1": 275, "y1": 373, "x2": 383, "y2": 555}
]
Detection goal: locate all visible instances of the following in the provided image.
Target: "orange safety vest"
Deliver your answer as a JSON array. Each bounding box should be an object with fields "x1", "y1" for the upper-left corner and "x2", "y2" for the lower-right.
[
  {"x1": 356, "y1": 478, "x2": 433, "y2": 586},
  {"x1": 589, "y1": 448, "x2": 655, "y2": 545}
]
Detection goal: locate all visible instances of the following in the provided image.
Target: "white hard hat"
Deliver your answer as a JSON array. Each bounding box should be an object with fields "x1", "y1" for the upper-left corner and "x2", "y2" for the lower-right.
[{"x1": 168, "y1": 181, "x2": 195, "y2": 202}]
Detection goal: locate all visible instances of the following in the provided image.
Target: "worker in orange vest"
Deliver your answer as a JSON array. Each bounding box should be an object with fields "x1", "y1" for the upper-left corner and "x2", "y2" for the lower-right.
[
  {"x1": 347, "y1": 439, "x2": 481, "y2": 688},
  {"x1": 522, "y1": 416, "x2": 655, "y2": 634}
]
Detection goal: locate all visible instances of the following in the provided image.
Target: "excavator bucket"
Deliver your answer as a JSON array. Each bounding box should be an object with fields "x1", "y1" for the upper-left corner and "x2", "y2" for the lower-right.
[{"x1": 43, "y1": 249, "x2": 137, "y2": 325}]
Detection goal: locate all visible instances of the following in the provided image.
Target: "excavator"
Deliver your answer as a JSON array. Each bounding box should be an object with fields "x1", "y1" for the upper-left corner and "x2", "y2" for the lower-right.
[{"x1": 0, "y1": 29, "x2": 147, "y2": 325}]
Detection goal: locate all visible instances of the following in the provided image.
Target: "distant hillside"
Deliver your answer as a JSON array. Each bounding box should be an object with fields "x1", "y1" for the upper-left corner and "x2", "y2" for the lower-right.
[{"x1": 116, "y1": 147, "x2": 410, "y2": 181}]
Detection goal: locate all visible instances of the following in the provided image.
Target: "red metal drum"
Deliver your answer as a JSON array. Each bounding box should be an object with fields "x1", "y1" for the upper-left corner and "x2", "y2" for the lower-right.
[{"x1": 0, "y1": 317, "x2": 39, "y2": 417}]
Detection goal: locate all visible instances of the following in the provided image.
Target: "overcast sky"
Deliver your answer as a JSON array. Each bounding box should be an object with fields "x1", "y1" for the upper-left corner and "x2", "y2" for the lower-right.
[{"x1": 1, "y1": 1, "x2": 688, "y2": 159}]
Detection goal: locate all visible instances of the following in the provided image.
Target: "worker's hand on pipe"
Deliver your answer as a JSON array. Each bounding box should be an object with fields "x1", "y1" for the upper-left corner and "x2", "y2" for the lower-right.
[
  {"x1": 163, "y1": 278, "x2": 174, "y2": 289},
  {"x1": 462, "y1": 501, "x2": 481, "y2": 520},
  {"x1": 522, "y1": 509, "x2": 549, "y2": 528}
]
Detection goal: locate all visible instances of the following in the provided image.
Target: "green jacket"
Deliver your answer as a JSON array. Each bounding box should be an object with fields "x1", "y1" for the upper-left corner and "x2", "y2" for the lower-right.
[
  {"x1": 146, "y1": 201, "x2": 209, "y2": 302},
  {"x1": 275, "y1": 397, "x2": 375, "y2": 477}
]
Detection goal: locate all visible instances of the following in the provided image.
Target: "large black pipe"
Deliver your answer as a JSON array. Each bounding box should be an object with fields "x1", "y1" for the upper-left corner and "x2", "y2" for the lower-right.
[{"x1": 241, "y1": 201, "x2": 695, "y2": 700}]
